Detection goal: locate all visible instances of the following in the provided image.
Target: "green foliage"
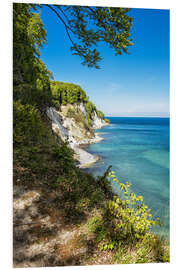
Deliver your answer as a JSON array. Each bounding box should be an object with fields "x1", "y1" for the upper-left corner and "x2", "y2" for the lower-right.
[
  {"x1": 44, "y1": 5, "x2": 133, "y2": 68},
  {"x1": 97, "y1": 165, "x2": 113, "y2": 195},
  {"x1": 104, "y1": 118, "x2": 110, "y2": 124},
  {"x1": 13, "y1": 101, "x2": 46, "y2": 145},
  {"x1": 84, "y1": 101, "x2": 96, "y2": 125},
  {"x1": 87, "y1": 216, "x2": 109, "y2": 244},
  {"x1": 88, "y1": 216, "x2": 102, "y2": 233},
  {"x1": 95, "y1": 226, "x2": 108, "y2": 243},
  {"x1": 13, "y1": 3, "x2": 52, "y2": 110},
  {"x1": 84, "y1": 101, "x2": 96, "y2": 113},
  {"x1": 13, "y1": 4, "x2": 169, "y2": 265},
  {"x1": 50, "y1": 81, "x2": 88, "y2": 107},
  {"x1": 96, "y1": 110, "x2": 104, "y2": 119},
  {"x1": 90, "y1": 189, "x2": 104, "y2": 205},
  {"x1": 13, "y1": 3, "x2": 33, "y2": 86},
  {"x1": 120, "y1": 254, "x2": 133, "y2": 264},
  {"x1": 27, "y1": 11, "x2": 47, "y2": 57},
  {"x1": 159, "y1": 250, "x2": 170, "y2": 262},
  {"x1": 52, "y1": 142, "x2": 75, "y2": 170},
  {"x1": 65, "y1": 106, "x2": 92, "y2": 133},
  {"x1": 50, "y1": 80, "x2": 106, "y2": 126},
  {"x1": 135, "y1": 247, "x2": 149, "y2": 263},
  {"x1": 99, "y1": 170, "x2": 161, "y2": 252}
]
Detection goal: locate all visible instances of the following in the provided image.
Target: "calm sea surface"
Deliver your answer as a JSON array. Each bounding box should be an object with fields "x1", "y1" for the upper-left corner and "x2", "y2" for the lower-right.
[{"x1": 85, "y1": 117, "x2": 170, "y2": 239}]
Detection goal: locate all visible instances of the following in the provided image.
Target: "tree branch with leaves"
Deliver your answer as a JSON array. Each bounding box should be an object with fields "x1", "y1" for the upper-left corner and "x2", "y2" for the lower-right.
[{"x1": 43, "y1": 4, "x2": 133, "y2": 68}]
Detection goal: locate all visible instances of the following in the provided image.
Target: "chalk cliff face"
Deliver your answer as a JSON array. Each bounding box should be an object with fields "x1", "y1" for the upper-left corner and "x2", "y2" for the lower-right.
[
  {"x1": 91, "y1": 110, "x2": 109, "y2": 129},
  {"x1": 47, "y1": 102, "x2": 109, "y2": 168}
]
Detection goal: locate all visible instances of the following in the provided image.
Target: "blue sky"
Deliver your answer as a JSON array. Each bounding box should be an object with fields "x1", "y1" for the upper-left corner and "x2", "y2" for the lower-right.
[{"x1": 39, "y1": 6, "x2": 169, "y2": 117}]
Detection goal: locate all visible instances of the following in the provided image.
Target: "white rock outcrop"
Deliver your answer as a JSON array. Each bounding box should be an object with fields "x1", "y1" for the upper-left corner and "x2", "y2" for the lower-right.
[
  {"x1": 92, "y1": 111, "x2": 109, "y2": 129},
  {"x1": 47, "y1": 103, "x2": 109, "y2": 168},
  {"x1": 79, "y1": 102, "x2": 87, "y2": 120},
  {"x1": 47, "y1": 107, "x2": 69, "y2": 141}
]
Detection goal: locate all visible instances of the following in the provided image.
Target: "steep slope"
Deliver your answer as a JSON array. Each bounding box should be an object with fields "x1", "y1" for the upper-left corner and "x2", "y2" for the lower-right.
[
  {"x1": 13, "y1": 5, "x2": 169, "y2": 267},
  {"x1": 47, "y1": 81, "x2": 109, "y2": 167}
]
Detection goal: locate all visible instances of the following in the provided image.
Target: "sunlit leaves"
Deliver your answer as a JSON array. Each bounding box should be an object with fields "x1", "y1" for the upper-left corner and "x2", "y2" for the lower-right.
[
  {"x1": 103, "y1": 170, "x2": 161, "y2": 250},
  {"x1": 46, "y1": 5, "x2": 133, "y2": 68},
  {"x1": 50, "y1": 81, "x2": 106, "y2": 126},
  {"x1": 27, "y1": 12, "x2": 47, "y2": 57},
  {"x1": 13, "y1": 3, "x2": 52, "y2": 110}
]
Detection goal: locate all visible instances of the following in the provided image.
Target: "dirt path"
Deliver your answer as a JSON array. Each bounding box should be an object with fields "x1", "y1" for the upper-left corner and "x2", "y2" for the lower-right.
[{"x1": 13, "y1": 185, "x2": 112, "y2": 267}]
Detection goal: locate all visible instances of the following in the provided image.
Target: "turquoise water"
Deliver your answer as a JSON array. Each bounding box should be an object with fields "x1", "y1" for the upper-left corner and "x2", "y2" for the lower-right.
[{"x1": 85, "y1": 117, "x2": 170, "y2": 239}]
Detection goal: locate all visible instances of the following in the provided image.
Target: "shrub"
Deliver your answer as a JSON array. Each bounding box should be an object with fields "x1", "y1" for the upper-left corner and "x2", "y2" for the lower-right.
[
  {"x1": 104, "y1": 118, "x2": 110, "y2": 123},
  {"x1": 96, "y1": 110, "x2": 104, "y2": 119},
  {"x1": 101, "y1": 170, "x2": 161, "y2": 250},
  {"x1": 97, "y1": 166, "x2": 113, "y2": 195},
  {"x1": 13, "y1": 101, "x2": 46, "y2": 145},
  {"x1": 88, "y1": 216, "x2": 102, "y2": 233},
  {"x1": 52, "y1": 142, "x2": 75, "y2": 171}
]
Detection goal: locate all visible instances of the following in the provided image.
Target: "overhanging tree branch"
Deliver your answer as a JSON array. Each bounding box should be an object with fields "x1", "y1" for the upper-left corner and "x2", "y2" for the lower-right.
[
  {"x1": 44, "y1": 4, "x2": 99, "y2": 67},
  {"x1": 45, "y1": 4, "x2": 76, "y2": 47},
  {"x1": 40, "y1": 4, "x2": 133, "y2": 68},
  {"x1": 56, "y1": 5, "x2": 72, "y2": 26}
]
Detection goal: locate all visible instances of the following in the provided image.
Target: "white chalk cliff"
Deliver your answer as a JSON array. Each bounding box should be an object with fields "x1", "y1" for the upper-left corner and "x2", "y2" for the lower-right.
[
  {"x1": 92, "y1": 110, "x2": 109, "y2": 129},
  {"x1": 47, "y1": 102, "x2": 109, "y2": 168}
]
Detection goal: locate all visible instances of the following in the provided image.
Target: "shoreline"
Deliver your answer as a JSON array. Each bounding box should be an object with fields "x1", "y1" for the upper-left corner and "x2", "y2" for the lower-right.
[
  {"x1": 46, "y1": 106, "x2": 109, "y2": 169},
  {"x1": 71, "y1": 132, "x2": 105, "y2": 168}
]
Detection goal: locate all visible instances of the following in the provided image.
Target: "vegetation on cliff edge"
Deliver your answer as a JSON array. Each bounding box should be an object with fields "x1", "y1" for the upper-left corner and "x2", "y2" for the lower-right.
[
  {"x1": 13, "y1": 3, "x2": 169, "y2": 267},
  {"x1": 50, "y1": 80, "x2": 109, "y2": 126}
]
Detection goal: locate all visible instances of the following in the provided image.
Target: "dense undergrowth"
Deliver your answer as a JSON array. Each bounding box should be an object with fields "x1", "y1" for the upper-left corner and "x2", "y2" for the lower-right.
[
  {"x1": 13, "y1": 97, "x2": 170, "y2": 264},
  {"x1": 13, "y1": 105, "x2": 170, "y2": 264},
  {"x1": 13, "y1": 102, "x2": 170, "y2": 264},
  {"x1": 13, "y1": 3, "x2": 169, "y2": 266}
]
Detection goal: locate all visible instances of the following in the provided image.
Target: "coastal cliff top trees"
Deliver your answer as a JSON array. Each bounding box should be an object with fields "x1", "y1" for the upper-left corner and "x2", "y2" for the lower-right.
[
  {"x1": 50, "y1": 80, "x2": 107, "y2": 125},
  {"x1": 50, "y1": 81, "x2": 88, "y2": 106}
]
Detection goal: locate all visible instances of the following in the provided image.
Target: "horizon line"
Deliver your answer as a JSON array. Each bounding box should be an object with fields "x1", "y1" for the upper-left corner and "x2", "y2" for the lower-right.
[{"x1": 105, "y1": 115, "x2": 170, "y2": 118}]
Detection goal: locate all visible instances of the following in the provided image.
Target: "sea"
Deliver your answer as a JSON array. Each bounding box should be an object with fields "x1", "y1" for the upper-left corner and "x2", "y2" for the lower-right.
[{"x1": 85, "y1": 117, "x2": 170, "y2": 240}]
